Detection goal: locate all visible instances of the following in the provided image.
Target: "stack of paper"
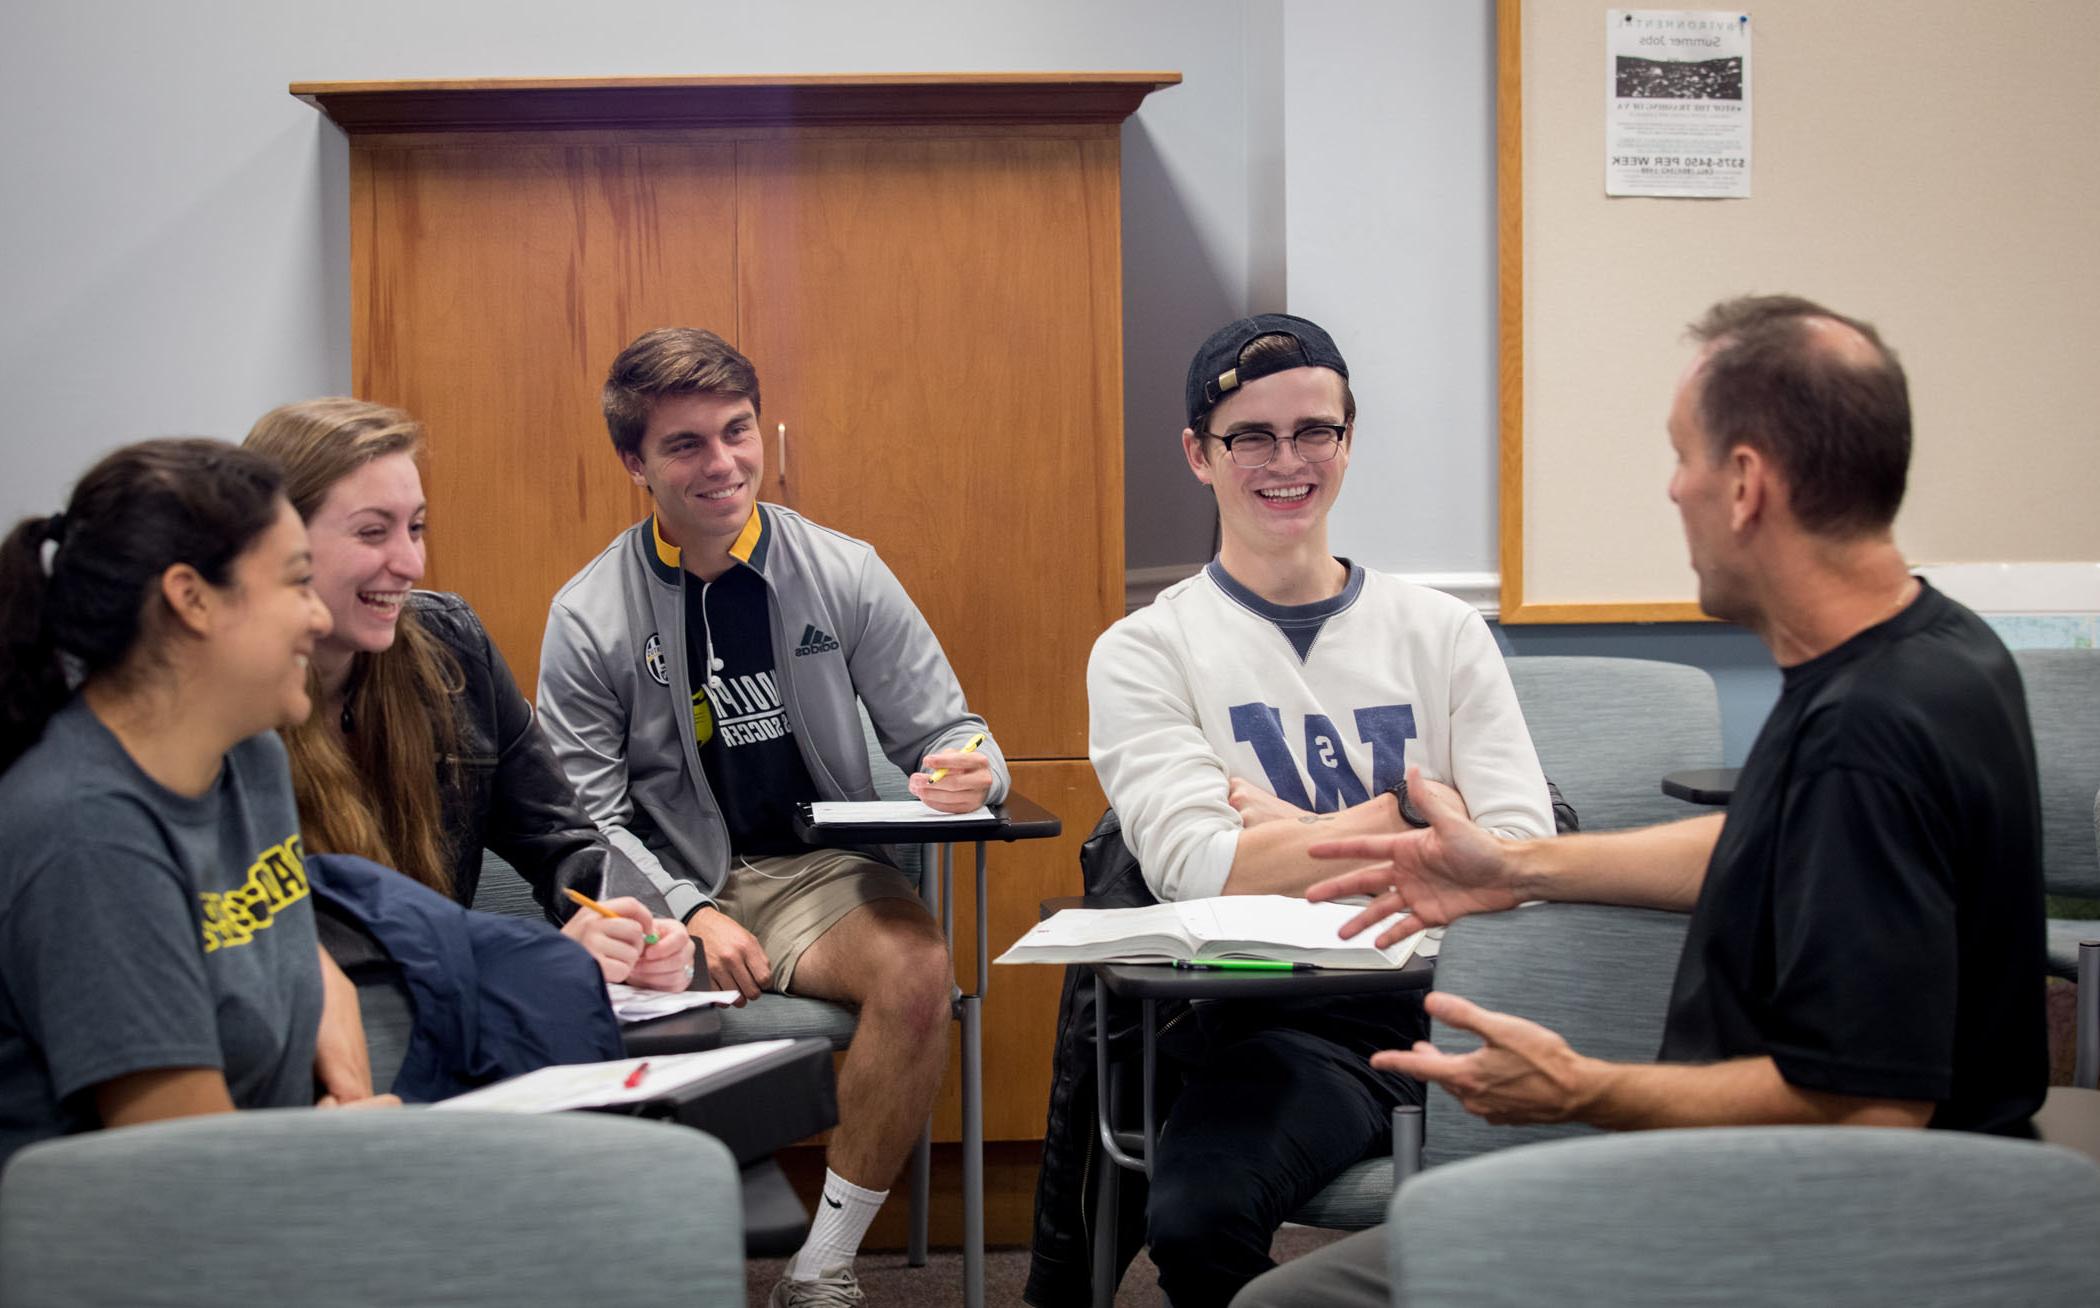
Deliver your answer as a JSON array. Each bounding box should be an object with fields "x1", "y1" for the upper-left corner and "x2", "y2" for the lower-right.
[
  {"x1": 807, "y1": 800, "x2": 994, "y2": 825},
  {"x1": 605, "y1": 982, "x2": 738, "y2": 1024},
  {"x1": 430, "y1": 1039, "x2": 794, "y2": 1114}
]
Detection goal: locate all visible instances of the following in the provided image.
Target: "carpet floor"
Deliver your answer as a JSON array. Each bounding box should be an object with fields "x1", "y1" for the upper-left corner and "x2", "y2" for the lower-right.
[{"x1": 746, "y1": 1225, "x2": 1350, "y2": 1307}]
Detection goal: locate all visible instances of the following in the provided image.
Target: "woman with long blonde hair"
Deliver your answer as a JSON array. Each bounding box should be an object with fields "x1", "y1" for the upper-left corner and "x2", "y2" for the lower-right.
[{"x1": 245, "y1": 399, "x2": 691, "y2": 989}]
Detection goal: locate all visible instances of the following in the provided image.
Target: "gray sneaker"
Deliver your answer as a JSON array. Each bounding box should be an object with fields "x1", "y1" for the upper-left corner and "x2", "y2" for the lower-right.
[{"x1": 768, "y1": 1266, "x2": 864, "y2": 1307}]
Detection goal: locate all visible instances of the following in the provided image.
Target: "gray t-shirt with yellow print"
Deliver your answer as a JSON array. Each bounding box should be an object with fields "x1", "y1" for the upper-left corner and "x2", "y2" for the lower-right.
[{"x1": 0, "y1": 699, "x2": 321, "y2": 1170}]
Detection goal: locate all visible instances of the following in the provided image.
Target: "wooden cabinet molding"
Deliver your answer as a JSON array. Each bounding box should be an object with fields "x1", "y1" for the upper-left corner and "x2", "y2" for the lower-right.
[{"x1": 294, "y1": 71, "x2": 1180, "y2": 135}]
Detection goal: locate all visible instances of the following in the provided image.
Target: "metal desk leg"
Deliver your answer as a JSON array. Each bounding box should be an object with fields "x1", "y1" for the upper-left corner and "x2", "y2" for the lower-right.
[
  {"x1": 1140, "y1": 997, "x2": 1157, "y2": 1180},
  {"x1": 2076, "y1": 939, "x2": 2098, "y2": 1090},
  {"x1": 1394, "y1": 1103, "x2": 1423, "y2": 1180},
  {"x1": 1090, "y1": 1124, "x2": 1119, "y2": 1308},
  {"x1": 1091, "y1": 977, "x2": 1144, "y2": 1170},
  {"x1": 908, "y1": 1121, "x2": 931, "y2": 1266},
  {"x1": 962, "y1": 991, "x2": 985, "y2": 1308},
  {"x1": 959, "y1": 838, "x2": 989, "y2": 1308},
  {"x1": 1090, "y1": 972, "x2": 1147, "y2": 1308}
]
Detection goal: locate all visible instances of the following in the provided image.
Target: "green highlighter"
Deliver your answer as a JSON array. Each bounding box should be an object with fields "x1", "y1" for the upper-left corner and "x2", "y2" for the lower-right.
[{"x1": 1170, "y1": 959, "x2": 1320, "y2": 973}]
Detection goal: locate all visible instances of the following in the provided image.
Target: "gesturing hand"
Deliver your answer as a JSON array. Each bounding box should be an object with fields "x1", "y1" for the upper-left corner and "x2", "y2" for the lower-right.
[
  {"x1": 1370, "y1": 991, "x2": 1596, "y2": 1127},
  {"x1": 1304, "y1": 766, "x2": 1523, "y2": 944}
]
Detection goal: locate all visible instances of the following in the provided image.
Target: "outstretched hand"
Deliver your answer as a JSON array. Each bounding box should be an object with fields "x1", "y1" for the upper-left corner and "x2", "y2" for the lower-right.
[
  {"x1": 1370, "y1": 991, "x2": 1596, "y2": 1127},
  {"x1": 1304, "y1": 766, "x2": 1523, "y2": 944}
]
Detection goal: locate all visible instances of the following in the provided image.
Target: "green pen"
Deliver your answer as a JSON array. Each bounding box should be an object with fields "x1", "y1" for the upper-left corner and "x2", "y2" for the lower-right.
[{"x1": 1171, "y1": 959, "x2": 1320, "y2": 973}]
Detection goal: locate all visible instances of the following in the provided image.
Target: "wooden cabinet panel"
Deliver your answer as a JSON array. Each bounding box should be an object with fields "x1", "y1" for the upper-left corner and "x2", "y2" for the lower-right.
[
  {"x1": 735, "y1": 139, "x2": 1125, "y2": 760},
  {"x1": 926, "y1": 758, "x2": 1104, "y2": 1143},
  {"x1": 354, "y1": 143, "x2": 738, "y2": 691}
]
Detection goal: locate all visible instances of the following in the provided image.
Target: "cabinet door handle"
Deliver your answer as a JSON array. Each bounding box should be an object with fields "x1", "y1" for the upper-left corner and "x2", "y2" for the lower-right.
[{"x1": 777, "y1": 421, "x2": 789, "y2": 498}]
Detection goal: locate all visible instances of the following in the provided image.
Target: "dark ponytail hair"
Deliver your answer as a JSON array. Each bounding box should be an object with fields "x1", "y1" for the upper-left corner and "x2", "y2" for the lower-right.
[{"x1": 0, "y1": 438, "x2": 286, "y2": 772}]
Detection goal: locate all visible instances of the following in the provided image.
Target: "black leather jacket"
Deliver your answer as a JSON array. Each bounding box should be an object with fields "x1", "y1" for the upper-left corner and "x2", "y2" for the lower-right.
[{"x1": 415, "y1": 592, "x2": 670, "y2": 921}]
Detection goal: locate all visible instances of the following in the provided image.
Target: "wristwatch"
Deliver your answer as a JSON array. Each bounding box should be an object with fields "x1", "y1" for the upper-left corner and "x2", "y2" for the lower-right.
[{"x1": 1386, "y1": 776, "x2": 1431, "y2": 829}]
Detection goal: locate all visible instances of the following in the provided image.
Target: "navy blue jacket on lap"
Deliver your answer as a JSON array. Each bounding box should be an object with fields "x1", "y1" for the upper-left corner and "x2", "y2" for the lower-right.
[{"x1": 306, "y1": 853, "x2": 623, "y2": 1103}]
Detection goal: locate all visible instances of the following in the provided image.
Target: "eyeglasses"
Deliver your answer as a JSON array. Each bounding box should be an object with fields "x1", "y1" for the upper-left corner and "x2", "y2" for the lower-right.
[{"x1": 1199, "y1": 424, "x2": 1347, "y2": 469}]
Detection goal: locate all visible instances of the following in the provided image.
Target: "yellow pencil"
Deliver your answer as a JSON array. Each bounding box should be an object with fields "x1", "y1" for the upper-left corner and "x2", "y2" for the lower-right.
[
  {"x1": 929, "y1": 732, "x2": 987, "y2": 783},
  {"x1": 564, "y1": 887, "x2": 660, "y2": 944}
]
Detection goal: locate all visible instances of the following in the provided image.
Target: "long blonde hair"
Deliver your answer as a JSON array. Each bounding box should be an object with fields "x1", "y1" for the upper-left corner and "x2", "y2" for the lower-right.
[{"x1": 245, "y1": 398, "x2": 461, "y2": 897}]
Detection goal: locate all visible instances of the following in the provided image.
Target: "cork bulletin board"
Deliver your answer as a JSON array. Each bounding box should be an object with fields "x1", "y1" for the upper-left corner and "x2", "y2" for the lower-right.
[{"x1": 1498, "y1": 1, "x2": 2100, "y2": 622}]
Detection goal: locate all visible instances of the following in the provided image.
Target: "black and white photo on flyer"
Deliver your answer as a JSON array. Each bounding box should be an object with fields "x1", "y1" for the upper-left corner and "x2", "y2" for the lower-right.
[{"x1": 1606, "y1": 10, "x2": 1752, "y2": 198}]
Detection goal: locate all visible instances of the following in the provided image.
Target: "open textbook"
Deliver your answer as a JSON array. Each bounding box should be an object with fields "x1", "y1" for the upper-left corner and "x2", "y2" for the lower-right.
[{"x1": 995, "y1": 895, "x2": 1436, "y2": 970}]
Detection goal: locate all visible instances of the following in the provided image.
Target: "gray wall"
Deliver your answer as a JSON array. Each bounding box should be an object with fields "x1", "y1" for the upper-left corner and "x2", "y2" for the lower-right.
[
  {"x1": 1287, "y1": 0, "x2": 1500, "y2": 576},
  {"x1": 0, "y1": 0, "x2": 1245, "y2": 568},
  {"x1": 0, "y1": 0, "x2": 1780, "y2": 759}
]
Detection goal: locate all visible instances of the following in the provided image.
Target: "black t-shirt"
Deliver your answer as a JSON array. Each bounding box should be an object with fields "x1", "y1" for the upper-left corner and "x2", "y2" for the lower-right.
[
  {"x1": 684, "y1": 564, "x2": 819, "y2": 856},
  {"x1": 1659, "y1": 581, "x2": 2046, "y2": 1135}
]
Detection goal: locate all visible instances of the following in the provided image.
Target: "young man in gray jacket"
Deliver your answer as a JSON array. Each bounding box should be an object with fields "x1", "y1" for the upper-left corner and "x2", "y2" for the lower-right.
[{"x1": 539, "y1": 327, "x2": 1008, "y2": 1307}]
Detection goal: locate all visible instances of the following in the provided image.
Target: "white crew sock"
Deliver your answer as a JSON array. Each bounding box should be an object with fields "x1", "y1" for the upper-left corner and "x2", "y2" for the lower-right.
[{"x1": 787, "y1": 1169, "x2": 887, "y2": 1282}]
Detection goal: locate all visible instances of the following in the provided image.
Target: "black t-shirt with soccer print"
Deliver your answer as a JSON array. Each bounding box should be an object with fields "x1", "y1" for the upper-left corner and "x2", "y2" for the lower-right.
[{"x1": 683, "y1": 563, "x2": 820, "y2": 856}]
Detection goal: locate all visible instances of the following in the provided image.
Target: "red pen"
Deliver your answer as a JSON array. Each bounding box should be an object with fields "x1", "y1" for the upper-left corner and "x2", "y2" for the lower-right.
[{"x1": 623, "y1": 1060, "x2": 651, "y2": 1090}]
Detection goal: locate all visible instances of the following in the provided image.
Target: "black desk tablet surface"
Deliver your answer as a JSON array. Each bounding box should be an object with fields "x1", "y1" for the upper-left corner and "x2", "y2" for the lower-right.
[
  {"x1": 620, "y1": 1005, "x2": 724, "y2": 1057},
  {"x1": 1090, "y1": 955, "x2": 1436, "y2": 1001},
  {"x1": 1086, "y1": 952, "x2": 1439, "y2": 1258},
  {"x1": 598, "y1": 1035, "x2": 837, "y2": 1168},
  {"x1": 790, "y1": 792, "x2": 1063, "y2": 845},
  {"x1": 1662, "y1": 767, "x2": 1741, "y2": 807}
]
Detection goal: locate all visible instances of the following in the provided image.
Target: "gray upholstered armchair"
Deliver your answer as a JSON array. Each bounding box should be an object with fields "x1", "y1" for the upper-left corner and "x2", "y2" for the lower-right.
[
  {"x1": 1389, "y1": 1126, "x2": 2100, "y2": 1306},
  {"x1": 0, "y1": 1108, "x2": 744, "y2": 1306}
]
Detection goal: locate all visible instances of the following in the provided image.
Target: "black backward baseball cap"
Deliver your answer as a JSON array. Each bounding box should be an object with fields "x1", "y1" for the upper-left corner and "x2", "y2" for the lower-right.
[{"x1": 1184, "y1": 313, "x2": 1350, "y2": 429}]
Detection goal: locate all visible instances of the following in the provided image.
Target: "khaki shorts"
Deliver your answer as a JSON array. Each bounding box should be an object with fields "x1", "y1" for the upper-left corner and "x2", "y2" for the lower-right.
[{"x1": 710, "y1": 848, "x2": 924, "y2": 992}]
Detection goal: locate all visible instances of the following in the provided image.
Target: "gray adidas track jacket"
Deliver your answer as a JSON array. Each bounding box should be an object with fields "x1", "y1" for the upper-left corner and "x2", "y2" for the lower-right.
[{"x1": 537, "y1": 505, "x2": 1008, "y2": 922}]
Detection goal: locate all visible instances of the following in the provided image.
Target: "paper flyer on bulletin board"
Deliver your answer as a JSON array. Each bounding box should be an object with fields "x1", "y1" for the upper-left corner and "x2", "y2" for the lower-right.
[{"x1": 1606, "y1": 10, "x2": 1752, "y2": 197}]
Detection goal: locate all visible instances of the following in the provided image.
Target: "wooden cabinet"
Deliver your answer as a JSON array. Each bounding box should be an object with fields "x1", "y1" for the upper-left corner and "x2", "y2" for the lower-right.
[
  {"x1": 299, "y1": 74, "x2": 1174, "y2": 1148},
  {"x1": 735, "y1": 135, "x2": 1127, "y2": 759}
]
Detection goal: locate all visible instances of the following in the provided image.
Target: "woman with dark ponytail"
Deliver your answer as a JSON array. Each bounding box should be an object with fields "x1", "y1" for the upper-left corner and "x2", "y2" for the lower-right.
[{"x1": 0, "y1": 438, "x2": 381, "y2": 1170}]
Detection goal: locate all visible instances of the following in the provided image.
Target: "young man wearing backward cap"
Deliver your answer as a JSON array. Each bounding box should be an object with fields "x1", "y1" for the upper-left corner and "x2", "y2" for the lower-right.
[{"x1": 1081, "y1": 313, "x2": 1555, "y2": 1306}]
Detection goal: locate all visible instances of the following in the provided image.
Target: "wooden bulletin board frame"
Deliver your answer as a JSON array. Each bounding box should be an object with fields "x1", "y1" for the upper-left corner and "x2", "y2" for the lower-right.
[{"x1": 1498, "y1": 2, "x2": 1704, "y2": 624}]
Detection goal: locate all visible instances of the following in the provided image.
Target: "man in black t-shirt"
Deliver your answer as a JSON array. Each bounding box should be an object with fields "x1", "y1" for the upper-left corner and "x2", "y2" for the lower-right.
[{"x1": 1232, "y1": 295, "x2": 2047, "y2": 1307}]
